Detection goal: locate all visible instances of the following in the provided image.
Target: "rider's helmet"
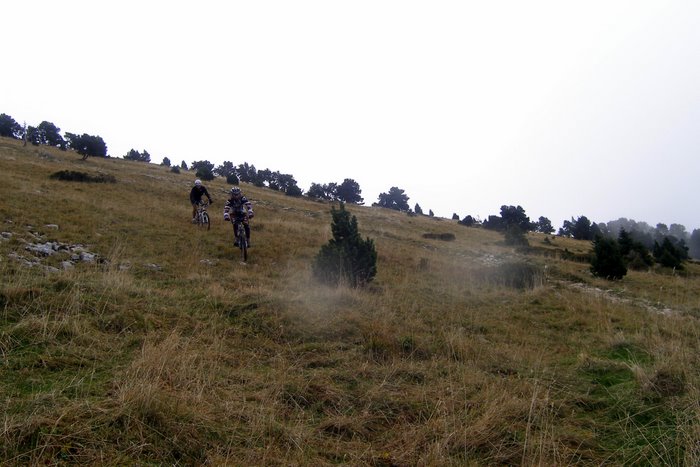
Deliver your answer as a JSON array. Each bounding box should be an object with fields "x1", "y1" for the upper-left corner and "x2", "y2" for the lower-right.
[
  {"x1": 230, "y1": 187, "x2": 242, "y2": 197},
  {"x1": 194, "y1": 179, "x2": 202, "y2": 186}
]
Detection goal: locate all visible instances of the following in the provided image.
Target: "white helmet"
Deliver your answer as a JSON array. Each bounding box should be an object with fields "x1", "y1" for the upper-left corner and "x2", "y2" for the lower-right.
[{"x1": 194, "y1": 179, "x2": 202, "y2": 186}]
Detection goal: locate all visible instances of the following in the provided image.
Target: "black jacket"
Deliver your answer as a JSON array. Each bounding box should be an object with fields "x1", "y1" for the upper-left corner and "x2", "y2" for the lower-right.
[{"x1": 190, "y1": 185, "x2": 211, "y2": 204}]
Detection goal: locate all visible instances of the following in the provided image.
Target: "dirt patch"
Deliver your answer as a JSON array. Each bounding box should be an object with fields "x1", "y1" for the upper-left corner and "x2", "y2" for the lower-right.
[{"x1": 556, "y1": 280, "x2": 676, "y2": 315}]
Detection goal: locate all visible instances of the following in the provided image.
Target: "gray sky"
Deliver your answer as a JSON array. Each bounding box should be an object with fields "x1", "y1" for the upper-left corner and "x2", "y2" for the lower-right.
[{"x1": 4, "y1": 1, "x2": 699, "y2": 232}]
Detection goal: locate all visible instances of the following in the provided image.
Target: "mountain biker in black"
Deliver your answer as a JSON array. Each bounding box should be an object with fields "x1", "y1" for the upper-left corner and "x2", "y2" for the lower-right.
[
  {"x1": 190, "y1": 179, "x2": 213, "y2": 223},
  {"x1": 224, "y1": 187, "x2": 254, "y2": 246}
]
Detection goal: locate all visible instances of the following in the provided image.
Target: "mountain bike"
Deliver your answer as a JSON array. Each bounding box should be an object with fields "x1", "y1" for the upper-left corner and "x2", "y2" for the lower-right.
[
  {"x1": 232, "y1": 217, "x2": 249, "y2": 263},
  {"x1": 195, "y1": 202, "x2": 210, "y2": 230}
]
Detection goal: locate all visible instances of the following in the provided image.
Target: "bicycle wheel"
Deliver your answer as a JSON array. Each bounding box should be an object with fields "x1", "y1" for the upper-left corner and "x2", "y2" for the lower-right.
[
  {"x1": 202, "y1": 211, "x2": 210, "y2": 230},
  {"x1": 238, "y1": 224, "x2": 248, "y2": 263}
]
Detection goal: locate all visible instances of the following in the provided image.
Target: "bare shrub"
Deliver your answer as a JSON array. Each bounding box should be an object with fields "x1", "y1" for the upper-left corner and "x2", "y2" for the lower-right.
[
  {"x1": 50, "y1": 170, "x2": 116, "y2": 183},
  {"x1": 422, "y1": 232, "x2": 456, "y2": 241}
]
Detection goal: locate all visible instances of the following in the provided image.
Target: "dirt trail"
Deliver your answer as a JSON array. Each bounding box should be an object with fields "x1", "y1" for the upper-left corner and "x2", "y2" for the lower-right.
[{"x1": 554, "y1": 280, "x2": 676, "y2": 315}]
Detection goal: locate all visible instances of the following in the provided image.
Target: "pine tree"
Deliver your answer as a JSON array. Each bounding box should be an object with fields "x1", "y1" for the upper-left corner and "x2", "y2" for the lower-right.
[
  {"x1": 591, "y1": 236, "x2": 627, "y2": 280},
  {"x1": 653, "y1": 237, "x2": 685, "y2": 269},
  {"x1": 313, "y1": 203, "x2": 377, "y2": 287}
]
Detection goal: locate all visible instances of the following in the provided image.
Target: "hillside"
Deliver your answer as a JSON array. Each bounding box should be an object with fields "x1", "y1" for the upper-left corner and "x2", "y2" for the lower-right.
[{"x1": 1, "y1": 138, "x2": 699, "y2": 465}]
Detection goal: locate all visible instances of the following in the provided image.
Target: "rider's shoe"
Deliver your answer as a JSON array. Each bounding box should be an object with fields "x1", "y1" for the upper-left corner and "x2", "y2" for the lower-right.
[{"x1": 191, "y1": 218, "x2": 197, "y2": 224}]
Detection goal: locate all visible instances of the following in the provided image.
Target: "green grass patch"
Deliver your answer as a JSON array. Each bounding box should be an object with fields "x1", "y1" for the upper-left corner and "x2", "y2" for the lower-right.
[{"x1": 604, "y1": 341, "x2": 653, "y2": 365}]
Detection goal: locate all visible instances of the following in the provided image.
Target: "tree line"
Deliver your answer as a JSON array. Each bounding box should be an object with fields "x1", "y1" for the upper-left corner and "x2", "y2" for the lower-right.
[
  {"x1": 3, "y1": 111, "x2": 698, "y2": 262},
  {"x1": 1, "y1": 113, "x2": 107, "y2": 160},
  {"x1": 463, "y1": 203, "x2": 698, "y2": 275}
]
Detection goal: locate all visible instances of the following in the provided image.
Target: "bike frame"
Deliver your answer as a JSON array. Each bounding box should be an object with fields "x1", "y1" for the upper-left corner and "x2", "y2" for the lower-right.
[
  {"x1": 232, "y1": 215, "x2": 249, "y2": 262},
  {"x1": 196, "y1": 202, "x2": 210, "y2": 230}
]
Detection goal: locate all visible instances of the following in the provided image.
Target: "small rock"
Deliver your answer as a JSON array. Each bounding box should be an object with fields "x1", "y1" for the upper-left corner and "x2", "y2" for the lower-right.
[
  {"x1": 61, "y1": 261, "x2": 74, "y2": 270},
  {"x1": 45, "y1": 266, "x2": 60, "y2": 273},
  {"x1": 45, "y1": 224, "x2": 59, "y2": 230},
  {"x1": 1, "y1": 232, "x2": 12, "y2": 239},
  {"x1": 145, "y1": 263, "x2": 162, "y2": 271},
  {"x1": 80, "y1": 252, "x2": 96, "y2": 263},
  {"x1": 26, "y1": 242, "x2": 59, "y2": 256}
]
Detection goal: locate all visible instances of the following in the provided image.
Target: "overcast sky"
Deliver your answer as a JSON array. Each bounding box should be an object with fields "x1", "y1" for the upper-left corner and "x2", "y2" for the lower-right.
[{"x1": 4, "y1": 1, "x2": 699, "y2": 232}]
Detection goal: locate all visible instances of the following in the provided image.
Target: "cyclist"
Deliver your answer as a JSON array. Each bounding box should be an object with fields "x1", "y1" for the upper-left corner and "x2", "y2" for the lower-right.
[
  {"x1": 190, "y1": 179, "x2": 213, "y2": 223},
  {"x1": 224, "y1": 186, "x2": 254, "y2": 246}
]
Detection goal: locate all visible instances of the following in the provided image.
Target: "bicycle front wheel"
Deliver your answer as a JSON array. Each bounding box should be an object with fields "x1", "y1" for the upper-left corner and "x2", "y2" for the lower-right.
[
  {"x1": 202, "y1": 212, "x2": 210, "y2": 230},
  {"x1": 240, "y1": 237, "x2": 248, "y2": 262},
  {"x1": 237, "y1": 225, "x2": 248, "y2": 262}
]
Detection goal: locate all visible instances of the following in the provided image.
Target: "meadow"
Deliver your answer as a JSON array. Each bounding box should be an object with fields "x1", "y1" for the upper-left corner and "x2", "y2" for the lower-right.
[{"x1": 1, "y1": 138, "x2": 698, "y2": 465}]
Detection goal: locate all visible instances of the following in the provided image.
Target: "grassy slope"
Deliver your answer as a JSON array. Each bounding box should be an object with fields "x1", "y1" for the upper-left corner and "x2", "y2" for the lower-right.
[{"x1": 1, "y1": 138, "x2": 699, "y2": 465}]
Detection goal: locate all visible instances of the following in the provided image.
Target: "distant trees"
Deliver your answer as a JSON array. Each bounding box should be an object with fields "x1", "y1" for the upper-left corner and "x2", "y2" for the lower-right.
[
  {"x1": 618, "y1": 229, "x2": 653, "y2": 270},
  {"x1": 306, "y1": 183, "x2": 324, "y2": 200},
  {"x1": 534, "y1": 216, "x2": 554, "y2": 234},
  {"x1": 1, "y1": 112, "x2": 110, "y2": 158},
  {"x1": 202, "y1": 160, "x2": 301, "y2": 194},
  {"x1": 690, "y1": 230, "x2": 700, "y2": 259},
  {"x1": 0, "y1": 113, "x2": 23, "y2": 139},
  {"x1": 215, "y1": 161, "x2": 236, "y2": 179},
  {"x1": 482, "y1": 215, "x2": 504, "y2": 231},
  {"x1": 591, "y1": 236, "x2": 627, "y2": 280},
  {"x1": 589, "y1": 225, "x2": 689, "y2": 279},
  {"x1": 254, "y1": 168, "x2": 270, "y2": 187},
  {"x1": 214, "y1": 161, "x2": 239, "y2": 184},
  {"x1": 285, "y1": 184, "x2": 303, "y2": 197},
  {"x1": 64, "y1": 132, "x2": 107, "y2": 159},
  {"x1": 123, "y1": 149, "x2": 151, "y2": 162},
  {"x1": 191, "y1": 160, "x2": 215, "y2": 181},
  {"x1": 312, "y1": 203, "x2": 377, "y2": 287},
  {"x1": 268, "y1": 172, "x2": 300, "y2": 194},
  {"x1": 600, "y1": 218, "x2": 693, "y2": 256},
  {"x1": 377, "y1": 187, "x2": 410, "y2": 211},
  {"x1": 459, "y1": 215, "x2": 477, "y2": 227},
  {"x1": 559, "y1": 216, "x2": 601, "y2": 240},
  {"x1": 480, "y1": 205, "x2": 537, "y2": 247},
  {"x1": 180, "y1": 160, "x2": 188, "y2": 170},
  {"x1": 480, "y1": 207, "x2": 529, "y2": 245},
  {"x1": 653, "y1": 237, "x2": 688, "y2": 269},
  {"x1": 336, "y1": 178, "x2": 364, "y2": 204},
  {"x1": 307, "y1": 179, "x2": 363, "y2": 203},
  {"x1": 236, "y1": 163, "x2": 257, "y2": 183},
  {"x1": 226, "y1": 172, "x2": 240, "y2": 185},
  {"x1": 415, "y1": 204, "x2": 424, "y2": 215},
  {"x1": 161, "y1": 157, "x2": 171, "y2": 167},
  {"x1": 27, "y1": 121, "x2": 66, "y2": 149},
  {"x1": 305, "y1": 178, "x2": 363, "y2": 203},
  {"x1": 500, "y1": 205, "x2": 530, "y2": 231},
  {"x1": 307, "y1": 183, "x2": 335, "y2": 200},
  {"x1": 258, "y1": 170, "x2": 302, "y2": 195}
]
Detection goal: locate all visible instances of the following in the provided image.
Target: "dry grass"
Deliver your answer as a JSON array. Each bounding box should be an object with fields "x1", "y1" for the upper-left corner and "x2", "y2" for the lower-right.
[{"x1": 1, "y1": 137, "x2": 699, "y2": 465}]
